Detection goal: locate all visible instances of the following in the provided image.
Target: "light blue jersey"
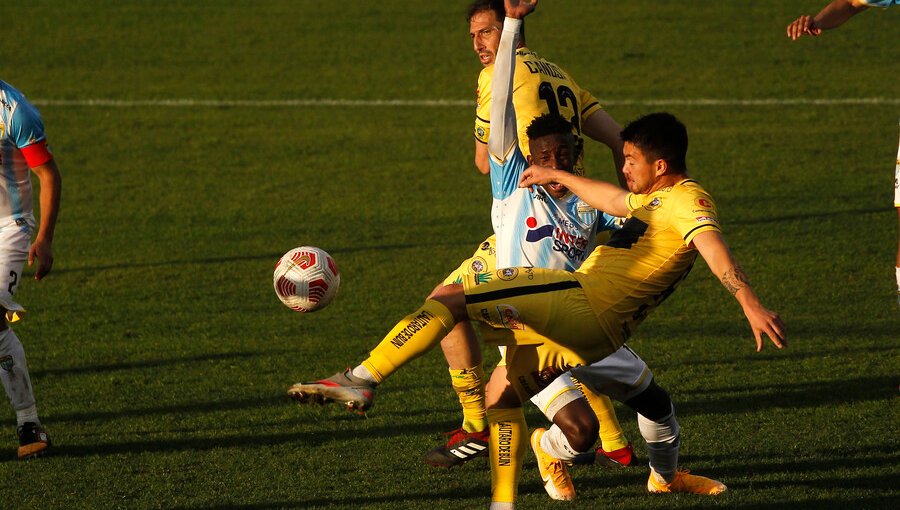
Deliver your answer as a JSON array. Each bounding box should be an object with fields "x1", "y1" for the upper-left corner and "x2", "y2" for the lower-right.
[
  {"x1": 488, "y1": 18, "x2": 617, "y2": 272},
  {"x1": 860, "y1": 0, "x2": 897, "y2": 7},
  {"x1": 489, "y1": 147, "x2": 617, "y2": 271},
  {"x1": 0, "y1": 80, "x2": 49, "y2": 224}
]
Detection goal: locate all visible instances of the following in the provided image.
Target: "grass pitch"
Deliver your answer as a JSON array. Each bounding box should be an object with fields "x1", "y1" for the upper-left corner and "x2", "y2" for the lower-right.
[{"x1": 0, "y1": 1, "x2": 897, "y2": 508}]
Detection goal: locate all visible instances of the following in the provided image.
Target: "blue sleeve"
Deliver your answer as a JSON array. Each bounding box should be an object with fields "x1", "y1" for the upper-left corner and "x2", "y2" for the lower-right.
[
  {"x1": 9, "y1": 101, "x2": 46, "y2": 149},
  {"x1": 860, "y1": 0, "x2": 897, "y2": 6},
  {"x1": 489, "y1": 144, "x2": 528, "y2": 200},
  {"x1": 597, "y1": 213, "x2": 620, "y2": 233}
]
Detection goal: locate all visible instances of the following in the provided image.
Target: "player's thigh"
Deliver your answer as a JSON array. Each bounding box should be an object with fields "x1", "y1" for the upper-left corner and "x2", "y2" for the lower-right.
[
  {"x1": 570, "y1": 345, "x2": 653, "y2": 403},
  {"x1": 441, "y1": 235, "x2": 497, "y2": 286},
  {"x1": 0, "y1": 224, "x2": 30, "y2": 312},
  {"x1": 463, "y1": 267, "x2": 603, "y2": 349}
]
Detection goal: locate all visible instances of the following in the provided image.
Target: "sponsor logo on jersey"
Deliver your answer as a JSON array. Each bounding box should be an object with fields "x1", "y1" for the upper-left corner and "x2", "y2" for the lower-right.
[
  {"x1": 0, "y1": 97, "x2": 11, "y2": 112},
  {"x1": 389, "y1": 310, "x2": 435, "y2": 349},
  {"x1": 643, "y1": 197, "x2": 662, "y2": 211},
  {"x1": 498, "y1": 268, "x2": 518, "y2": 281},
  {"x1": 695, "y1": 215, "x2": 717, "y2": 223},
  {"x1": 470, "y1": 257, "x2": 487, "y2": 273},
  {"x1": 524, "y1": 216, "x2": 590, "y2": 263},
  {"x1": 476, "y1": 126, "x2": 485, "y2": 139},
  {"x1": 0, "y1": 355, "x2": 13, "y2": 372},
  {"x1": 496, "y1": 304, "x2": 525, "y2": 330},
  {"x1": 695, "y1": 197, "x2": 713, "y2": 209},
  {"x1": 475, "y1": 272, "x2": 493, "y2": 285}
]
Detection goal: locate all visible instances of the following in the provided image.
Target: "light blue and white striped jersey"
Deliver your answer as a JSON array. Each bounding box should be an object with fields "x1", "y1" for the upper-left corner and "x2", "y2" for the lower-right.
[
  {"x1": 488, "y1": 18, "x2": 617, "y2": 272},
  {"x1": 489, "y1": 146, "x2": 617, "y2": 271},
  {"x1": 0, "y1": 80, "x2": 50, "y2": 224}
]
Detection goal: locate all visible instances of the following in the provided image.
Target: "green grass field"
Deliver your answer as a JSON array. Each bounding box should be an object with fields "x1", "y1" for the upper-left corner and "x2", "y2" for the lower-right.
[{"x1": 0, "y1": 1, "x2": 898, "y2": 508}]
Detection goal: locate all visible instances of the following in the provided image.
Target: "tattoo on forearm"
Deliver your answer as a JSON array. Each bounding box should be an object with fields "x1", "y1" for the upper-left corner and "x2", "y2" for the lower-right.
[{"x1": 721, "y1": 265, "x2": 751, "y2": 295}]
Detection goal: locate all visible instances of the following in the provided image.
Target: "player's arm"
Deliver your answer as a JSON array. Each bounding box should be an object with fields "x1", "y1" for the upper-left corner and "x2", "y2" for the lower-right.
[
  {"x1": 486, "y1": 14, "x2": 523, "y2": 165},
  {"x1": 581, "y1": 109, "x2": 626, "y2": 187},
  {"x1": 787, "y1": 0, "x2": 870, "y2": 39},
  {"x1": 28, "y1": 158, "x2": 61, "y2": 281},
  {"x1": 474, "y1": 141, "x2": 490, "y2": 175},
  {"x1": 519, "y1": 165, "x2": 629, "y2": 217},
  {"x1": 691, "y1": 230, "x2": 785, "y2": 351}
]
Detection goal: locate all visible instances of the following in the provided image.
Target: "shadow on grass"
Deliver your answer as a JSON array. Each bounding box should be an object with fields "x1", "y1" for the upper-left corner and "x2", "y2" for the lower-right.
[
  {"x1": 50, "y1": 240, "x2": 470, "y2": 275},
  {"x1": 31, "y1": 350, "x2": 289, "y2": 378},
  {"x1": 673, "y1": 374, "x2": 897, "y2": 417}
]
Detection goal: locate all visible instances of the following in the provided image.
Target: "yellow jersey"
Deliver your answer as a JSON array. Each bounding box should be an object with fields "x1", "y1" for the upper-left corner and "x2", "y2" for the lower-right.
[
  {"x1": 475, "y1": 47, "x2": 603, "y2": 167},
  {"x1": 574, "y1": 179, "x2": 721, "y2": 344}
]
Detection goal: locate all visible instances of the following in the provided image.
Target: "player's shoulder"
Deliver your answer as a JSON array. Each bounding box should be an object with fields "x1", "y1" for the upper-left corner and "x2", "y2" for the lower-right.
[{"x1": 668, "y1": 178, "x2": 717, "y2": 212}]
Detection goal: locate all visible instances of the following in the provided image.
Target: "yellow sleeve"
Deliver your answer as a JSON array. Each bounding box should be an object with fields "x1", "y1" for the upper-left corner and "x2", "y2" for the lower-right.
[
  {"x1": 474, "y1": 67, "x2": 492, "y2": 144},
  {"x1": 672, "y1": 188, "x2": 721, "y2": 245},
  {"x1": 574, "y1": 80, "x2": 602, "y2": 123}
]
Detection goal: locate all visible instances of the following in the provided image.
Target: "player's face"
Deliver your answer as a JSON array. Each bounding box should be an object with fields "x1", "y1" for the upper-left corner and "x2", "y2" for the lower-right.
[
  {"x1": 528, "y1": 133, "x2": 576, "y2": 198},
  {"x1": 469, "y1": 11, "x2": 502, "y2": 67},
  {"x1": 622, "y1": 142, "x2": 660, "y2": 194}
]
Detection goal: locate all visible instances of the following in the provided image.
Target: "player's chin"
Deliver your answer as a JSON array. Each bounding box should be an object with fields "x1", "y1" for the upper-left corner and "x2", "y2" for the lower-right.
[{"x1": 547, "y1": 183, "x2": 568, "y2": 197}]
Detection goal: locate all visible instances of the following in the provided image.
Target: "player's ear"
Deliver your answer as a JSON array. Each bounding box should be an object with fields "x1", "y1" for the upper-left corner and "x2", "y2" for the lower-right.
[
  {"x1": 526, "y1": 154, "x2": 534, "y2": 165},
  {"x1": 655, "y1": 158, "x2": 668, "y2": 176}
]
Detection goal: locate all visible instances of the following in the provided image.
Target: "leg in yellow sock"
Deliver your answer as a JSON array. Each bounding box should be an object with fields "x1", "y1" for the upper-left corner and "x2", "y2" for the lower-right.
[
  {"x1": 487, "y1": 407, "x2": 527, "y2": 505},
  {"x1": 571, "y1": 375, "x2": 628, "y2": 452},
  {"x1": 361, "y1": 299, "x2": 455, "y2": 382}
]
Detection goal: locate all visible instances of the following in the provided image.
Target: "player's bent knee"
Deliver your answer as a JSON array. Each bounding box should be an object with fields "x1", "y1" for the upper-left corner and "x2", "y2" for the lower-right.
[
  {"x1": 553, "y1": 399, "x2": 599, "y2": 452},
  {"x1": 623, "y1": 379, "x2": 672, "y2": 422},
  {"x1": 429, "y1": 284, "x2": 468, "y2": 323}
]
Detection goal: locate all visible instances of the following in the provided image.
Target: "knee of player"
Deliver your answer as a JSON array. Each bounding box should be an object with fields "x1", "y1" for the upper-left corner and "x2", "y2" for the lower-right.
[
  {"x1": 429, "y1": 284, "x2": 468, "y2": 322},
  {"x1": 554, "y1": 405, "x2": 599, "y2": 452}
]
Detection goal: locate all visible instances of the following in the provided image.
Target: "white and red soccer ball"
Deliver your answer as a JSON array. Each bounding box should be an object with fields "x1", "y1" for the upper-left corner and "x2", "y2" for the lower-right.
[{"x1": 273, "y1": 246, "x2": 340, "y2": 313}]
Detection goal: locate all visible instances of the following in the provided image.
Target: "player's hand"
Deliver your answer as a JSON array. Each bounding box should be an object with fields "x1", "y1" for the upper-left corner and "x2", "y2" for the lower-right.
[
  {"x1": 504, "y1": 0, "x2": 537, "y2": 19},
  {"x1": 744, "y1": 304, "x2": 785, "y2": 352},
  {"x1": 786, "y1": 15, "x2": 821, "y2": 40},
  {"x1": 520, "y1": 165, "x2": 560, "y2": 188},
  {"x1": 28, "y1": 237, "x2": 53, "y2": 281}
]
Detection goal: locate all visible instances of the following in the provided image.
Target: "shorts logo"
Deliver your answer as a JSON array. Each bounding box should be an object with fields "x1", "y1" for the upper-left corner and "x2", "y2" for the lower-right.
[
  {"x1": 496, "y1": 304, "x2": 525, "y2": 330},
  {"x1": 0, "y1": 355, "x2": 13, "y2": 372},
  {"x1": 498, "y1": 268, "x2": 518, "y2": 281},
  {"x1": 470, "y1": 257, "x2": 487, "y2": 273},
  {"x1": 643, "y1": 197, "x2": 662, "y2": 211},
  {"x1": 475, "y1": 272, "x2": 493, "y2": 285},
  {"x1": 694, "y1": 197, "x2": 713, "y2": 209}
]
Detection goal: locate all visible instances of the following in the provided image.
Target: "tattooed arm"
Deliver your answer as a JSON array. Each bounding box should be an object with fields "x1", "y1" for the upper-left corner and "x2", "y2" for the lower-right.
[{"x1": 692, "y1": 230, "x2": 786, "y2": 352}]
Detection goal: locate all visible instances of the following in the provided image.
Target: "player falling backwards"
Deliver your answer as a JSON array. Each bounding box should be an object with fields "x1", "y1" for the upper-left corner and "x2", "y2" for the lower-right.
[
  {"x1": 0, "y1": 80, "x2": 61, "y2": 460},
  {"x1": 291, "y1": 2, "x2": 785, "y2": 506},
  {"x1": 290, "y1": 0, "x2": 637, "y2": 472}
]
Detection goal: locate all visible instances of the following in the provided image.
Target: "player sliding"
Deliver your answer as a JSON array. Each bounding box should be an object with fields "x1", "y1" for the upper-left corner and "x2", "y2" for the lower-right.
[{"x1": 292, "y1": 2, "x2": 785, "y2": 507}]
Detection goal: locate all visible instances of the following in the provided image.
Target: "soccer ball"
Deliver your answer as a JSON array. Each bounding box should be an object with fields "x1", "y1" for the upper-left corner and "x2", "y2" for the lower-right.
[{"x1": 273, "y1": 246, "x2": 340, "y2": 313}]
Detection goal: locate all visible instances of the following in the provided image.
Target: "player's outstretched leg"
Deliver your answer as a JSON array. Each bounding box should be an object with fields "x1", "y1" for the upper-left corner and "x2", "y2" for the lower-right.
[
  {"x1": 0, "y1": 327, "x2": 52, "y2": 459},
  {"x1": 570, "y1": 375, "x2": 637, "y2": 468},
  {"x1": 288, "y1": 369, "x2": 376, "y2": 413}
]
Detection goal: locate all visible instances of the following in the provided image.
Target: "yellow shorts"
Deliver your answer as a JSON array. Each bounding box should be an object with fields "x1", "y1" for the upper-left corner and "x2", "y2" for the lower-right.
[{"x1": 461, "y1": 267, "x2": 623, "y2": 400}]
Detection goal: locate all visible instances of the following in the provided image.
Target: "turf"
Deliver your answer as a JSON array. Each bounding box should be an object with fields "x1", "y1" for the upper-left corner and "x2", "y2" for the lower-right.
[{"x1": 0, "y1": 1, "x2": 897, "y2": 508}]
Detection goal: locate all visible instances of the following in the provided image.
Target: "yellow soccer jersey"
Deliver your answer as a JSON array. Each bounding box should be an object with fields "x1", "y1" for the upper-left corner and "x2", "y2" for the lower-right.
[
  {"x1": 574, "y1": 179, "x2": 721, "y2": 344},
  {"x1": 474, "y1": 47, "x2": 602, "y2": 166}
]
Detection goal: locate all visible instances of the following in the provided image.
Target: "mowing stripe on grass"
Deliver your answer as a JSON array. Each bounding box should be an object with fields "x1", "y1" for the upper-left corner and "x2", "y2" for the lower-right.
[{"x1": 31, "y1": 97, "x2": 900, "y2": 107}]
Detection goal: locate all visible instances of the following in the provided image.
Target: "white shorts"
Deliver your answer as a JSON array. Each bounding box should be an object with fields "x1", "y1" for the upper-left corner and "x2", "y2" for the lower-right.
[
  {"x1": 530, "y1": 345, "x2": 653, "y2": 420},
  {"x1": 0, "y1": 218, "x2": 33, "y2": 322}
]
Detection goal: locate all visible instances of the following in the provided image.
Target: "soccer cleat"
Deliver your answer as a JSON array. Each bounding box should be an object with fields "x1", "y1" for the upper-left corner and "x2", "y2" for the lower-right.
[
  {"x1": 530, "y1": 428, "x2": 576, "y2": 501},
  {"x1": 288, "y1": 369, "x2": 375, "y2": 412},
  {"x1": 17, "y1": 422, "x2": 51, "y2": 460},
  {"x1": 425, "y1": 428, "x2": 490, "y2": 468},
  {"x1": 647, "y1": 469, "x2": 727, "y2": 495},
  {"x1": 595, "y1": 442, "x2": 638, "y2": 468}
]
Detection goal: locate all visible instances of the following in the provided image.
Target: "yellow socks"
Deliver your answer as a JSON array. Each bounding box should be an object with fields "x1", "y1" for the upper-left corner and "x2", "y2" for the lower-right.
[
  {"x1": 361, "y1": 299, "x2": 455, "y2": 383},
  {"x1": 572, "y1": 376, "x2": 628, "y2": 452},
  {"x1": 449, "y1": 365, "x2": 487, "y2": 432},
  {"x1": 487, "y1": 407, "x2": 527, "y2": 505}
]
